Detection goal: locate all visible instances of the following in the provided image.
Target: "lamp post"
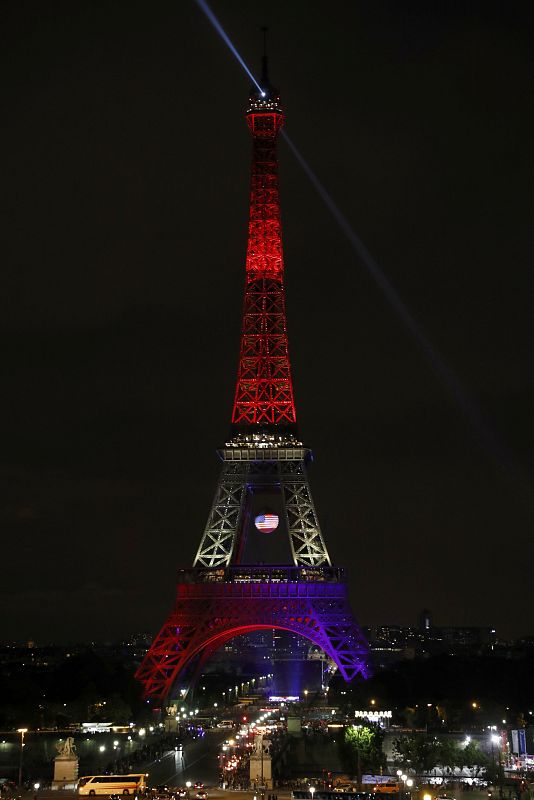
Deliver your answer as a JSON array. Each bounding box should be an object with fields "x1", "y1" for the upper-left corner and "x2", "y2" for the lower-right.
[
  {"x1": 490, "y1": 734, "x2": 502, "y2": 795},
  {"x1": 259, "y1": 733, "x2": 264, "y2": 789},
  {"x1": 310, "y1": 787, "x2": 316, "y2": 800},
  {"x1": 17, "y1": 728, "x2": 28, "y2": 788}
]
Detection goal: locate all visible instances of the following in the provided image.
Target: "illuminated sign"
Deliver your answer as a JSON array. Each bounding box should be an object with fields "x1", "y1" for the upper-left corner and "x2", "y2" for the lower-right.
[
  {"x1": 269, "y1": 695, "x2": 299, "y2": 702},
  {"x1": 81, "y1": 722, "x2": 113, "y2": 733},
  {"x1": 354, "y1": 710, "x2": 392, "y2": 719},
  {"x1": 255, "y1": 513, "x2": 279, "y2": 533}
]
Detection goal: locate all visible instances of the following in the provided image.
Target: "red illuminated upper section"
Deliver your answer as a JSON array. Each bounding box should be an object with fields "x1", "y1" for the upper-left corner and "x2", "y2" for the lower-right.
[{"x1": 231, "y1": 73, "x2": 297, "y2": 432}]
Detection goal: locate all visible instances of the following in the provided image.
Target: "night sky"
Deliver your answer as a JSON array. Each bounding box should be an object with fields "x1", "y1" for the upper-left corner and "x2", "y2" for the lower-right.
[{"x1": 2, "y1": 1, "x2": 533, "y2": 643}]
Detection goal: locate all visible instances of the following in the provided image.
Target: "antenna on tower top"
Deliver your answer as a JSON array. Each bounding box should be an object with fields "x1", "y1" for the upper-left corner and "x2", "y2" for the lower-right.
[{"x1": 261, "y1": 25, "x2": 269, "y2": 85}]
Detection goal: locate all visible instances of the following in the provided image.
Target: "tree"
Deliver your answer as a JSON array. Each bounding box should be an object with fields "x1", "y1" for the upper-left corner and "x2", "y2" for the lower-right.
[
  {"x1": 437, "y1": 740, "x2": 461, "y2": 778},
  {"x1": 460, "y1": 741, "x2": 488, "y2": 777},
  {"x1": 394, "y1": 734, "x2": 440, "y2": 779},
  {"x1": 339, "y1": 725, "x2": 385, "y2": 788}
]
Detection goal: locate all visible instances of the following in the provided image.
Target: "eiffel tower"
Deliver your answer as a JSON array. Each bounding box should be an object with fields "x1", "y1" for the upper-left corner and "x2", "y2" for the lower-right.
[{"x1": 135, "y1": 57, "x2": 370, "y2": 702}]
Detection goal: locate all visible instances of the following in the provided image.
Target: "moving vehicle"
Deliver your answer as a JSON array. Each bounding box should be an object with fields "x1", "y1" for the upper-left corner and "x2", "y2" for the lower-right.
[
  {"x1": 78, "y1": 774, "x2": 147, "y2": 795},
  {"x1": 153, "y1": 786, "x2": 173, "y2": 798},
  {"x1": 373, "y1": 784, "x2": 399, "y2": 795}
]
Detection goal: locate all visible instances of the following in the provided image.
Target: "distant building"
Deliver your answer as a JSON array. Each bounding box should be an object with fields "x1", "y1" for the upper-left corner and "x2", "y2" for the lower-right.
[{"x1": 364, "y1": 616, "x2": 497, "y2": 662}]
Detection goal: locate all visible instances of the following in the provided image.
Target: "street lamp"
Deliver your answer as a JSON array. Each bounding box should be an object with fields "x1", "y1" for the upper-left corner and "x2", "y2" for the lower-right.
[
  {"x1": 310, "y1": 787, "x2": 316, "y2": 800},
  {"x1": 17, "y1": 728, "x2": 28, "y2": 788}
]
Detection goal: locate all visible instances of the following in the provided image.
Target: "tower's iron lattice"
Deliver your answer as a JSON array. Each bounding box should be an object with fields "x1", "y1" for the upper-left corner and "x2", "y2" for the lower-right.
[{"x1": 136, "y1": 61, "x2": 370, "y2": 702}]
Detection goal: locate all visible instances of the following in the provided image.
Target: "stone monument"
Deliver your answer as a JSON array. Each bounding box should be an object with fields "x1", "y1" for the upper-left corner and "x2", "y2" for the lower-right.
[
  {"x1": 249, "y1": 735, "x2": 272, "y2": 790},
  {"x1": 165, "y1": 705, "x2": 179, "y2": 732},
  {"x1": 52, "y1": 737, "x2": 79, "y2": 790}
]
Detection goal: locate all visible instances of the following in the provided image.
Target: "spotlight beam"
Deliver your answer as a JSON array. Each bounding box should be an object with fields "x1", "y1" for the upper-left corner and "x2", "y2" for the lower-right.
[
  {"x1": 192, "y1": 0, "x2": 527, "y2": 499},
  {"x1": 194, "y1": 0, "x2": 264, "y2": 95},
  {"x1": 281, "y1": 130, "x2": 520, "y2": 480}
]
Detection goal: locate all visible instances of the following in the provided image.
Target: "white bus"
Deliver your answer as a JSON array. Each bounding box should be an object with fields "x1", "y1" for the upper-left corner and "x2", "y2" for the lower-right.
[{"x1": 78, "y1": 774, "x2": 147, "y2": 795}]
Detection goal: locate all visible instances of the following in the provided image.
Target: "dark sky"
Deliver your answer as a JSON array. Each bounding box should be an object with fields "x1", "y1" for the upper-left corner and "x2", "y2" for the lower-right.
[{"x1": 2, "y1": 1, "x2": 533, "y2": 643}]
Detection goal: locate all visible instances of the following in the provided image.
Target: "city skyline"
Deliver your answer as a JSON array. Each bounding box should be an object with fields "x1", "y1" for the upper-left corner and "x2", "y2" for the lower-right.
[{"x1": 2, "y1": 1, "x2": 533, "y2": 643}]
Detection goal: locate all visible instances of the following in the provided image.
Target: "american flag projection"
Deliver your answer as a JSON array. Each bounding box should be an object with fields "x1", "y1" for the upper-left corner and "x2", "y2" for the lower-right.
[{"x1": 254, "y1": 513, "x2": 279, "y2": 534}]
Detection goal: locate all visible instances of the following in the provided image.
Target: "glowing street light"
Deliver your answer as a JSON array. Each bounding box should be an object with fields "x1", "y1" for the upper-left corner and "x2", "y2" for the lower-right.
[
  {"x1": 310, "y1": 788, "x2": 316, "y2": 800},
  {"x1": 17, "y1": 729, "x2": 28, "y2": 788}
]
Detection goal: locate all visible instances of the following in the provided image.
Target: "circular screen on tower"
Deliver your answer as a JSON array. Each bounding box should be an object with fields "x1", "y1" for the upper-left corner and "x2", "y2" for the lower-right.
[{"x1": 254, "y1": 513, "x2": 279, "y2": 534}]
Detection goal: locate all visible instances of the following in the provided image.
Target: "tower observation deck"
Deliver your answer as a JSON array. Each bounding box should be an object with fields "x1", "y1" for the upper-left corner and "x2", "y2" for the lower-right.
[{"x1": 135, "y1": 58, "x2": 370, "y2": 702}]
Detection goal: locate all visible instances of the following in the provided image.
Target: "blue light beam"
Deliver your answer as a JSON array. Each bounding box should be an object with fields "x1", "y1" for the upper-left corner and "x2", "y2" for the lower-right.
[
  {"x1": 193, "y1": 0, "x2": 264, "y2": 95},
  {"x1": 282, "y1": 131, "x2": 518, "y2": 469},
  {"x1": 192, "y1": 0, "x2": 528, "y2": 502}
]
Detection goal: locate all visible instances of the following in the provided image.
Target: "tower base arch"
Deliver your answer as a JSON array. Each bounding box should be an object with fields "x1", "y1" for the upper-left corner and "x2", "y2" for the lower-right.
[{"x1": 135, "y1": 566, "x2": 370, "y2": 702}]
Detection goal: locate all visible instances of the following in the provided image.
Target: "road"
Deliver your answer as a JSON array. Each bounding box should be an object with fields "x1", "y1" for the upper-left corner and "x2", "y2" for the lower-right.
[{"x1": 145, "y1": 731, "x2": 227, "y2": 788}]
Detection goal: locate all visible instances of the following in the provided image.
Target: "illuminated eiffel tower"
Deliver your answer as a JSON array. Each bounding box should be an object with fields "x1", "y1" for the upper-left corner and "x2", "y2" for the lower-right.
[{"x1": 135, "y1": 57, "x2": 370, "y2": 702}]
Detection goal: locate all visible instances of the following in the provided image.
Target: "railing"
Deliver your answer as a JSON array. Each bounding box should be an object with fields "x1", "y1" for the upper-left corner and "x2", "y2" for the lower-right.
[{"x1": 177, "y1": 564, "x2": 345, "y2": 584}]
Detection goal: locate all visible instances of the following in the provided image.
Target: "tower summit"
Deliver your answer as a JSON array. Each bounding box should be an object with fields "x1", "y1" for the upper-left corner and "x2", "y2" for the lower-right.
[
  {"x1": 135, "y1": 57, "x2": 369, "y2": 702},
  {"x1": 232, "y1": 55, "x2": 295, "y2": 432}
]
